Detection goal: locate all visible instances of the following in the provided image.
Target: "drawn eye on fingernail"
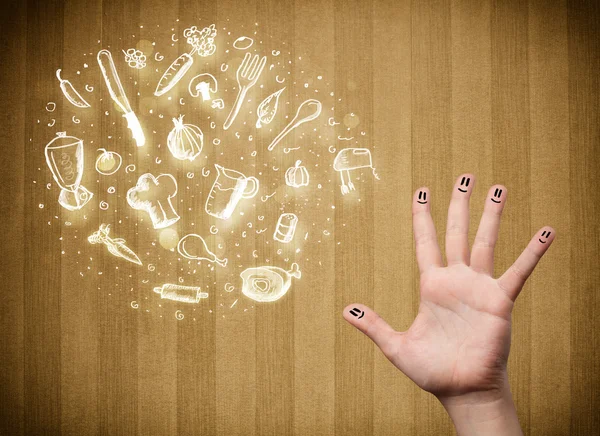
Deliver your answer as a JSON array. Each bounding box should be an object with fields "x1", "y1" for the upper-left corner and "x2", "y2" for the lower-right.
[
  {"x1": 491, "y1": 188, "x2": 503, "y2": 203},
  {"x1": 538, "y1": 230, "x2": 551, "y2": 244},
  {"x1": 417, "y1": 190, "x2": 427, "y2": 204},
  {"x1": 458, "y1": 176, "x2": 470, "y2": 193},
  {"x1": 349, "y1": 307, "x2": 364, "y2": 319}
]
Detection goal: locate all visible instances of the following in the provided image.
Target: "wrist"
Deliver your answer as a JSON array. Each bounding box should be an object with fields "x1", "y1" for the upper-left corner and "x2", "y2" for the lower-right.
[{"x1": 437, "y1": 375, "x2": 522, "y2": 436}]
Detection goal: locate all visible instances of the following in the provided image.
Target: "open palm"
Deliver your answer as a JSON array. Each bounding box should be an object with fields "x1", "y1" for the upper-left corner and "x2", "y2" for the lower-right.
[{"x1": 344, "y1": 174, "x2": 554, "y2": 399}]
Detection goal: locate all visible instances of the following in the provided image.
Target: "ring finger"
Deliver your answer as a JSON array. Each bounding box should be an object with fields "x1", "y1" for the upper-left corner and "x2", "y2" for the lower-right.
[{"x1": 470, "y1": 185, "x2": 507, "y2": 275}]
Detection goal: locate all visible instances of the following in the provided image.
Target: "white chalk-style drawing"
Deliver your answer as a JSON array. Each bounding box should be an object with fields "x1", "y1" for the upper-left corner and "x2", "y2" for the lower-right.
[
  {"x1": 211, "y1": 99, "x2": 224, "y2": 109},
  {"x1": 223, "y1": 53, "x2": 267, "y2": 130},
  {"x1": 256, "y1": 87, "x2": 285, "y2": 128},
  {"x1": 267, "y1": 99, "x2": 322, "y2": 151},
  {"x1": 56, "y1": 69, "x2": 91, "y2": 108},
  {"x1": 333, "y1": 148, "x2": 380, "y2": 195},
  {"x1": 205, "y1": 164, "x2": 259, "y2": 220},
  {"x1": 123, "y1": 48, "x2": 147, "y2": 69},
  {"x1": 153, "y1": 284, "x2": 208, "y2": 304},
  {"x1": 46, "y1": 102, "x2": 56, "y2": 112},
  {"x1": 155, "y1": 25, "x2": 217, "y2": 97},
  {"x1": 240, "y1": 263, "x2": 301, "y2": 302},
  {"x1": 88, "y1": 223, "x2": 142, "y2": 265},
  {"x1": 188, "y1": 73, "x2": 217, "y2": 101},
  {"x1": 273, "y1": 213, "x2": 298, "y2": 243},
  {"x1": 167, "y1": 115, "x2": 203, "y2": 161},
  {"x1": 285, "y1": 160, "x2": 309, "y2": 187},
  {"x1": 177, "y1": 233, "x2": 227, "y2": 267},
  {"x1": 232, "y1": 36, "x2": 254, "y2": 50},
  {"x1": 97, "y1": 49, "x2": 145, "y2": 147},
  {"x1": 95, "y1": 148, "x2": 122, "y2": 175},
  {"x1": 44, "y1": 132, "x2": 93, "y2": 211},
  {"x1": 127, "y1": 173, "x2": 180, "y2": 229}
]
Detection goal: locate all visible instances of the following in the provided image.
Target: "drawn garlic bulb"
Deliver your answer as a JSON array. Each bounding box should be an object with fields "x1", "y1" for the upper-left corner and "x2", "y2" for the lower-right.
[
  {"x1": 240, "y1": 263, "x2": 301, "y2": 302},
  {"x1": 167, "y1": 115, "x2": 203, "y2": 161},
  {"x1": 256, "y1": 87, "x2": 285, "y2": 128}
]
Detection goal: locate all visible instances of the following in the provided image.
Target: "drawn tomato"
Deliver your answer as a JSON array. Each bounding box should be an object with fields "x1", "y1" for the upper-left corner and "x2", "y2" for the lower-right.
[{"x1": 95, "y1": 148, "x2": 122, "y2": 175}]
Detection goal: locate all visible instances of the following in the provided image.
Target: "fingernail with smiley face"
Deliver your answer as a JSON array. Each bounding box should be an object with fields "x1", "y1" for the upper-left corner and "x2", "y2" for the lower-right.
[
  {"x1": 489, "y1": 185, "x2": 507, "y2": 204},
  {"x1": 457, "y1": 174, "x2": 474, "y2": 194},
  {"x1": 414, "y1": 187, "x2": 430, "y2": 209},
  {"x1": 539, "y1": 229, "x2": 552, "y2": 244}
]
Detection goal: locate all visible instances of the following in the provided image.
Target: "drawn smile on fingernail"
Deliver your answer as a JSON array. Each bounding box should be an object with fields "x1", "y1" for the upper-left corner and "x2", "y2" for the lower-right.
[
  {"x1": 458, "y1": 176, "x2": 470, "y2": 193},
  {"x1": 417, "y1": 190, "x2": 427, "y2": 204},
  {"x1": 538, "y1": 230, "x2": 551, "y2": 244},
  {"x1": 349, "y1": 307, "x2": 364, "y2": 319},
  {"x1": 491, "y1": 187, "x2": 503, "y2": 203}
]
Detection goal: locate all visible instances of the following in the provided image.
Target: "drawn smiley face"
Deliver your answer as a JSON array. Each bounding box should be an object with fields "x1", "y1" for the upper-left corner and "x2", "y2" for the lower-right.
[
  {"x1": 539, "y1": 230, "x2": 551, "y2": 244},
  {"x1": 458, "y1": 176, "x2": 471, "y2": 193},
  {"x1": 417, "y1": 190, "x2": 427, "y2": 204},
  {"x1": 491, "y1": 187, "x2": 503, "y2": 203},
  {"x1": 349, "y1": 307, "x2": 365, "y2": 319}
]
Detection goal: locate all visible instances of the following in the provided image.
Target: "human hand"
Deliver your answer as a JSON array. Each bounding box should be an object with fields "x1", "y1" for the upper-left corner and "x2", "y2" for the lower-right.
[{"x1": 343, "y1": 174, "x2": 555, "y2": 435}]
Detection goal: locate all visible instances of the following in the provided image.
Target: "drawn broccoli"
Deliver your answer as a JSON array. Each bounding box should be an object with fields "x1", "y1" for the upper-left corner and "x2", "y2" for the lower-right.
[{"x1": 184, "y1": 24, "x2": 217, "y2": 57}]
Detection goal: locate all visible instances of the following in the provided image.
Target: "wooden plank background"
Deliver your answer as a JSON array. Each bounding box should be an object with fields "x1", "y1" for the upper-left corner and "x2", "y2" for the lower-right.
[{"x1": 0, "y1": 0, "x2": 598, "y2": 435}]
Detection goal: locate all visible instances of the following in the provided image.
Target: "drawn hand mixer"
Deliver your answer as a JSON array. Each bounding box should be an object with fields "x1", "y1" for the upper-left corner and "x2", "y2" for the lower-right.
[{"x1": 333, "y1": 148, "x2": 379, "y2": 195}]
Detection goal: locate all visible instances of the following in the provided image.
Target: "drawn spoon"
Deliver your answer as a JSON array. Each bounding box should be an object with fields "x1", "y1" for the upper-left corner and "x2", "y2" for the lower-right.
[{"x1": 267, "y1": 99, "x2": 322, "y2": 151}]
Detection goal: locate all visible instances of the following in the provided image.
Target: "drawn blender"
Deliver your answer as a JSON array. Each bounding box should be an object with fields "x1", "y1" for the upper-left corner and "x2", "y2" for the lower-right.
[
  {"x1": 44, "y1": 132, "x2": 93, "y2": 211},
  {"x1": 223, "y1": 53, "x2": 267, "y2": 130},
  {"x1": 333, "y1": 148, "x2": 379, "y2": 195}
]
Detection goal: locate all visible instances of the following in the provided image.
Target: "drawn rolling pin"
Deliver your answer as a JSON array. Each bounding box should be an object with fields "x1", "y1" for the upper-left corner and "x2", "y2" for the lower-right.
[
  {"x1": 153, "y1": 284, "x2": 208, "y2": 304},
  {"x1": 97, "y1": 49, "x2": 145, "y2": 147}
]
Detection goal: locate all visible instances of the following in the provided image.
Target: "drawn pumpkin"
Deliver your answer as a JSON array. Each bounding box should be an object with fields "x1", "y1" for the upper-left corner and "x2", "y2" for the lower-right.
[{"x1": 285, "y1": 160, "x2": 309, "y2": 188}]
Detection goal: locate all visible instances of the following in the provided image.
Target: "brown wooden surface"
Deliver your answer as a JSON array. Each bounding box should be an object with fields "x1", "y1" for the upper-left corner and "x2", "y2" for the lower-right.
[{"x1": 0, "y1": 0, "x2": 598, "y2": 435}]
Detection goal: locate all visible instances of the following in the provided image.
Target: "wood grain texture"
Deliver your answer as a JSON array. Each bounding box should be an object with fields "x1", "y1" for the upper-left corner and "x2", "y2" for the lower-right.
[{"x1": 0, "y1": 0, "x2": 598, "y2": 435}]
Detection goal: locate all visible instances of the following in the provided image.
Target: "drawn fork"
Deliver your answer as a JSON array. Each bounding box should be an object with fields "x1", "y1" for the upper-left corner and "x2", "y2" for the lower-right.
[{"x1": 223, "y1": 53, "x2": 267, "y2": 130}]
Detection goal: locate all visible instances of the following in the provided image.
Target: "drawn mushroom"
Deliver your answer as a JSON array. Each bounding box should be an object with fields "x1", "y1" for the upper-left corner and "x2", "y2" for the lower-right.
[{"x1": 188, "y1": 73, "x2": 218, "y2": 101}]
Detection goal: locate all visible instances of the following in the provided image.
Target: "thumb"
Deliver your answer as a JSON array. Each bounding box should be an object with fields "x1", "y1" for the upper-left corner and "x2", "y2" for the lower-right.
[{"x1": 343, "y1": 304, "x2": 398, "y2": 357}]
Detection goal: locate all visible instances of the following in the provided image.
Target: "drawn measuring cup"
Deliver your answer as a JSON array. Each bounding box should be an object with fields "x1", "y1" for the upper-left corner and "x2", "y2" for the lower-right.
[
  {"x1": 205, "y1": 164, "x2": 259, "y2": 220},
  {"x1": 45, "y1": 132, "x2": 93, "y2": 211}
]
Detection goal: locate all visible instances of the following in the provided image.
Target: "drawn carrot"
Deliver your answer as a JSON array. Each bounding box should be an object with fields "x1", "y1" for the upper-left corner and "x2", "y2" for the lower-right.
[
  {"x1": 56, "y1": 69, "x2": 91, "y2": 108},
  {"x1": 154, "y1": 25, "x2": 217, "y2": 97},
  {"x1": 88, "y1": 224, "x2": 142, "y2": 265}
]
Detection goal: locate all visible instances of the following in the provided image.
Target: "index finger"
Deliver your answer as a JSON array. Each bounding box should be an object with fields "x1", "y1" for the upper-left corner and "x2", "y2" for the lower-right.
[
  {"x1": 496, "y1": 226, "x2": 555, "y2": 301},
  {"x1": 412, "y1": 187, "x2": 443, "y2": 274}
]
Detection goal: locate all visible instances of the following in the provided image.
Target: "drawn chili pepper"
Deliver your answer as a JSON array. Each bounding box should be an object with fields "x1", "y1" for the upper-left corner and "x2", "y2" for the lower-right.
[{"x1": 56, "y1": 69, "x2": 91, "y2": 108}]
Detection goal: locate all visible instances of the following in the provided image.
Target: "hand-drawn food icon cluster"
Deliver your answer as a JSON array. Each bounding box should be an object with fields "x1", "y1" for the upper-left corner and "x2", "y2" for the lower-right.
[{"x1": 44, "y1": 24, "x2": 378, "y2": 308}]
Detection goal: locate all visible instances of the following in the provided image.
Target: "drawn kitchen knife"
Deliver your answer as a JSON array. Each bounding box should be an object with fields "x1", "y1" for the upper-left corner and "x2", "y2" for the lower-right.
[{"x1": 97, "y1": 49, "x2": 145, "y2": 147}]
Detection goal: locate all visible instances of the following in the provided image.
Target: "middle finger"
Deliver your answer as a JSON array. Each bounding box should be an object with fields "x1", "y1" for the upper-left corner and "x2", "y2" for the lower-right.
[{"x1": 445, "y1": 174, "x2": 475, "y2": 265}]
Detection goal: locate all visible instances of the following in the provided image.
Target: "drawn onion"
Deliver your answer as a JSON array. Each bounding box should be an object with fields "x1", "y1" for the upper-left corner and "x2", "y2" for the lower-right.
[{"x1": 167, "y1": 115, "x2": 203, "y2": 161}]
